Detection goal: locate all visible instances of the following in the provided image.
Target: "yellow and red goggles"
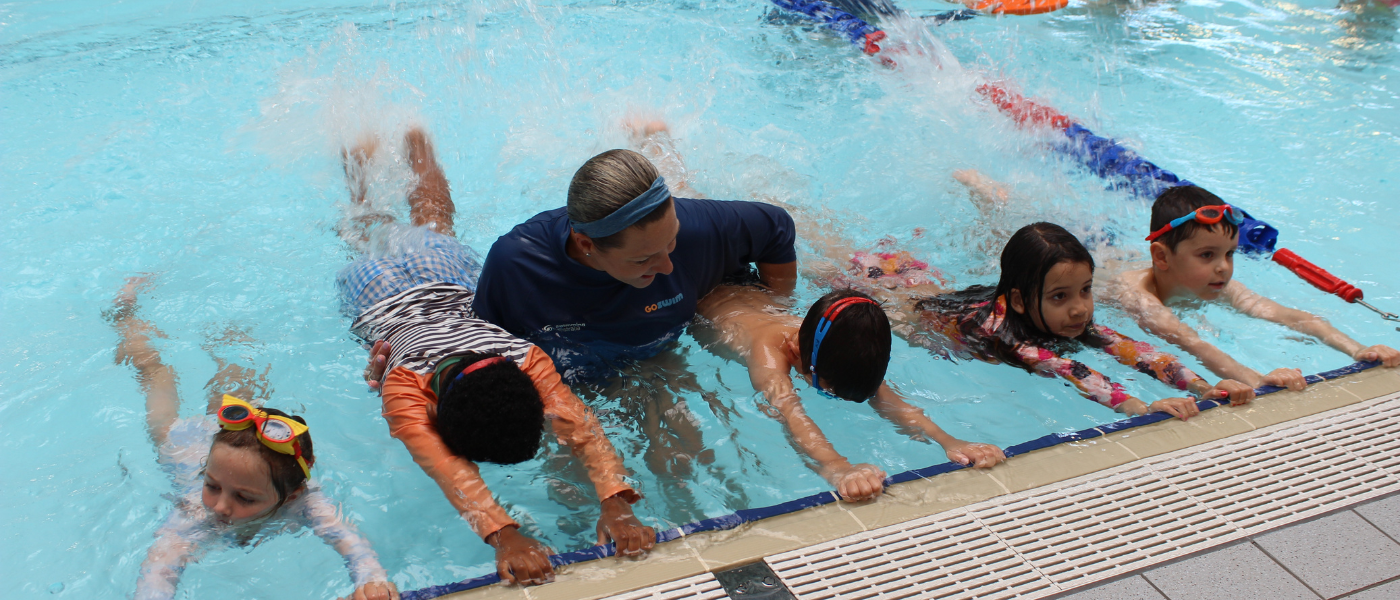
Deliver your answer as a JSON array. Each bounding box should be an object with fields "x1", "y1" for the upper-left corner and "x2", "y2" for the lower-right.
[{"x1": 217, "y1": 395, "x2": 312, "y2": 478}]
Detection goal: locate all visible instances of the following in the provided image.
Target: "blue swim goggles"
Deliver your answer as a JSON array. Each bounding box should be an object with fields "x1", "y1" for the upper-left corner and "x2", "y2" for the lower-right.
[
  {"x1": 1145, "y1": 204, "x2": 1245, "y2": 242},
  {"x1": 809, "y1": 296, "x2": 878, "y2": 400}
]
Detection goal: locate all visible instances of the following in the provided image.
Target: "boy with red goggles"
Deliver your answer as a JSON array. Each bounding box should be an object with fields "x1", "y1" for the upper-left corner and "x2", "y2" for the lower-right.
[{"x1": 1111, "y1": 186, "x2": 1399, "y2": 392}]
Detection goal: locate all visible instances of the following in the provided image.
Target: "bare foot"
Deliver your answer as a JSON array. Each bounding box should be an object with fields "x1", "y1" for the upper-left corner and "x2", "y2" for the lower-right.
[
  {"x1": 622, "y1": 116, "x2": 670, "y2": 146},
  {"x1": 404, "y1": 127, "x2": 455, "y2": 236},
  {"x1": 342, "y1": 135, "x2": 380, "y2": 205},
  {"x1": 104, "y1": 275, "x2": 155, "y2": 324},
  {"x1": 952, "y1": 169, "x2": 1010, "y2": 211},
  {"x1": 404, "y1": 127, "x2": 439, "y2": 176}
]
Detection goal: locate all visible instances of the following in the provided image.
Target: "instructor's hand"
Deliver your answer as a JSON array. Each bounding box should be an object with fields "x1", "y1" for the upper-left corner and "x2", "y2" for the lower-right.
[
  {"x1": 596, "y1": 495, "x2": 655, "y2": 557},
  {"x1": 488, "y1": 526, "x2": 554, "y2": 585},
  {"x1": 364, "y1": 340, "x2": 392, "y2": 392}
]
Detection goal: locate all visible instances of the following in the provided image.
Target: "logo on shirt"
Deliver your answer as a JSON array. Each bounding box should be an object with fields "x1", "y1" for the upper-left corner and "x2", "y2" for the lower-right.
[
  {"x1": 644, "y1": 293, "x2": 685, "y2": 313},
  {"x1": 541, "y1": 323, "x2": 586, "y2": 332}
]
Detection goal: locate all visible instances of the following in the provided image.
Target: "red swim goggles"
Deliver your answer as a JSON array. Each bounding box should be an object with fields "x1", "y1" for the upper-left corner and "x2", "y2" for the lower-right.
[
  {"x1": 218, "y1": 395, "x2": 313, "y2": 477},
  {"x1": 1145, "y1": 204, "x2": 1245, "y2": 242}
]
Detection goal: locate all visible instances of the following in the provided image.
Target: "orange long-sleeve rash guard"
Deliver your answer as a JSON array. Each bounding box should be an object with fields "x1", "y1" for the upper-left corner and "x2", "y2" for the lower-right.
[{"x1": 380, "y1": 345, "x2": 640, "y2": 539}]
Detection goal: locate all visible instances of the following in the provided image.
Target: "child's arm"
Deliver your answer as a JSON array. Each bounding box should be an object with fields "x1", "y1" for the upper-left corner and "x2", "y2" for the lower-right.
[
  {"x1": 133, "y1": 512, "x2": 198, "y2": 600},
  {"x1": 519, "y1": 348, "x2": 655, "y2": 557},
  {"x1": 1095, "y1": 325, "x2": 1260, "y2": 407},
  {"x1": 379, "y1": 368, "x2": 554, "y2": 585},
  {"x1": 109, "y1": 277, "x2": 182, "y2": 446},
  {"x1": 1117, "y1": 279, "x2": 1306, "y2": 390},
  {"x1": 1229, "y1": 281, "x2": 1400, "y2": 368},
  {"x1": 867, "y1": 384, "x2": 1005, "y2": 468},
  {"x1": 748, "y1": 345, "x2": 886, "y2": 502},
  {"x1": 300, "y1": 491, "x2": 400, "y2": 600},
  {"x1": 1015, "y1": 340, "x2": 1204, "y2": 420}
]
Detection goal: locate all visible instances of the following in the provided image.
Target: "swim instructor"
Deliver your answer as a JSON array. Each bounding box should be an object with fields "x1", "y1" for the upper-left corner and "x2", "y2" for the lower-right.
[{"x1": 472, "y1": 140, "x2": 797, "y2": 382}]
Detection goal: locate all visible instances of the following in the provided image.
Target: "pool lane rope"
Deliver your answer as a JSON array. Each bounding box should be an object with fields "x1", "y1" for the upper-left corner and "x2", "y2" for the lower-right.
[{"x1": 768, "y1": 0, "x2": 1400, "y2": 325}]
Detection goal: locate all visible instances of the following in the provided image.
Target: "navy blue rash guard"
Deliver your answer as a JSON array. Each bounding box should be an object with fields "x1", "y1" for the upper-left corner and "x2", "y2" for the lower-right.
[{"x1": 473, "y1": 197, "x2": 796, "y2": 383}]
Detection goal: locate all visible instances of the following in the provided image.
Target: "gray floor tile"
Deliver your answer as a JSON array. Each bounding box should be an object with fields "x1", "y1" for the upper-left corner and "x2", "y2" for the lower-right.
[
  {"x1": 1355, "y1": 495, "x2": 1400, "y2": 542},
  {"x1": 1144, "y1": 542, "x2": 1319, "y2": 600},
  {"x1": 1058, "y1": 576, "x2": 1166, "y2": 600},
  {"x1": 1255, "y1": 510, "x2": 1400, "y2": 598},
  {"x1": 1341, "y1": 578, "x2": 1400, "y2": 600}
]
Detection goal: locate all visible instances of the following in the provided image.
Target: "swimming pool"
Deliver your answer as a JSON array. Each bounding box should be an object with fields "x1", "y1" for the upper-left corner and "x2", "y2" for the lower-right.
[{"x1": 2, "y1": 0, "x2": 1397, "y2": 597}]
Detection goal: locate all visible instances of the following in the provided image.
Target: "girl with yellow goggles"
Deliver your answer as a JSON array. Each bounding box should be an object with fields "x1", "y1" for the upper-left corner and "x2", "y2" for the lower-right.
[{"x1": 217, "y1": 395, "x2": 314, "y2": 478}]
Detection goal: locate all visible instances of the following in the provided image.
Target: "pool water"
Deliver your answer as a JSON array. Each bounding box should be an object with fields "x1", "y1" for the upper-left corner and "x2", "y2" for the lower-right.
[{"x1": 2, "y1": 0, "x2": 1397, "y2": 597}]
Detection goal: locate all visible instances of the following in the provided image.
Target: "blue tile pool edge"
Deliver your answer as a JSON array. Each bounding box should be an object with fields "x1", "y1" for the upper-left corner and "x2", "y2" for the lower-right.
[{"x1": 401, "y1": 360, "x2": 1384, "y2": 600}]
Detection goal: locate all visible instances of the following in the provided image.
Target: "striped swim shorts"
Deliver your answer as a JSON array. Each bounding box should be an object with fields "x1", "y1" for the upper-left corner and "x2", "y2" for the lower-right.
[{"x1": 337, "y1": 227, "x2": 482, "y2": 316}]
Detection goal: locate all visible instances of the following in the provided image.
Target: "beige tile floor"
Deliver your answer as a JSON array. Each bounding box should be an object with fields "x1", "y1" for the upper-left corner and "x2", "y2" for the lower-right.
[{"x1": 441, "y1": 366, "x2": 1400, "y2": 600}]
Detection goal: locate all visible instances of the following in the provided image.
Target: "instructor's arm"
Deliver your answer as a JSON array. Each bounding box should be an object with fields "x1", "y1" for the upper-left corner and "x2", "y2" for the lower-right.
[{"x1": 758, "y1": 261, "x2": 797, "y2": 297}]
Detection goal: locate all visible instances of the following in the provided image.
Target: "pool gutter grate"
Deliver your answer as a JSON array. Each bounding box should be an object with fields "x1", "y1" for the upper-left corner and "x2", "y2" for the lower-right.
[
  {"x1": 765, "y1": 392, "x2": 1400, "y2": 599},
  {"x1": 595, "y1": 573, "x2": 729, "y2": 600}
]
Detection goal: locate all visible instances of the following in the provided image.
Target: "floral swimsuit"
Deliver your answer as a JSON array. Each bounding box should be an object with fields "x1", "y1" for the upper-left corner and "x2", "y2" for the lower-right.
[{"x1": 922, "y1": 296, "x2": 1204, "y2": 409}]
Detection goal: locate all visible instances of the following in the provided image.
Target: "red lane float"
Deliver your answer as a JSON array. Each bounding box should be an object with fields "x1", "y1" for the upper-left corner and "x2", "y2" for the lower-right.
[{"x1": 964, "y1": 0, "x2": 1069, "y2": 16}]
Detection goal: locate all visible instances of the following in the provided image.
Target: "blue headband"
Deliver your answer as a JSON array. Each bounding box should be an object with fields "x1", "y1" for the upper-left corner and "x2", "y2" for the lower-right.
[{"x1": 569, "y1": 177, "x2": 671, "y2": 239}]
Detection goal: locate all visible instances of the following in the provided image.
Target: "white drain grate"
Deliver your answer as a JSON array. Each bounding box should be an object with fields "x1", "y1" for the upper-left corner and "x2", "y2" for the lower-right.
[
  {"x1": 594, "y1": 573, "x2": 728, "y2": 600},
  {"x1": 767, "y1": 511, "x2": 1053, "y2": 600},
  {"x1": 1314, "y1": 403, "x2": 1400, "y2": 477},
  {"x1": 768, "y1": 393, "x2": 1400, "y2": 599},
  {"x1": 974, "y1": 466, "x2": 1237, "y2": 585}
]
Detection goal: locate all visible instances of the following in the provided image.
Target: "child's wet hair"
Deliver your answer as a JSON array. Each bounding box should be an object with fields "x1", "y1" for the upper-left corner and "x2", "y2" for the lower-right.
[
  {"x1": 797, "y1": 289, "x2": 892, "y2": 402},
  {"x1": 435, "y1": 352, "x2": 545, "y2": 464},
  {"x1": 920, "y1": 222, "x2": 1109, "y2": 371},
  {"x1": 1150, "y1": 186, "x2": 1239, "y2": 251},
  {"x1": 211, "y1": 408, "x2": 313, "y2": 509}
]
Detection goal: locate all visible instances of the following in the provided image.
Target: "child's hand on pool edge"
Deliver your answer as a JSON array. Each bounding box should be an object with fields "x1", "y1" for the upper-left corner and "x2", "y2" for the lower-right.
[
  {"x1": 828, "y1": 463, "x2": 886, "y2": 502},
  {"x1": 1145, "y1": 397, "x2": 1200, "y2": 421},
  {"x1": 945, "y1": 440, "x2": 1006, "y2": 469},
  {"x1": 596, "y1": 494, "x2": 656, "y2": 557},
  {"x1": 488, "y1": 526, "x2": 555, "y2": 585},
  {"x1": 341, "y1": 581, "x2": 400, "y2": 600},
  {"x1": 1206, "y1": 378, "x2": 1256, "y2": 406},
  {"x1": 1353, "y1": 344, "x2": 1400, "y2": 368},
  {"x1": 1261, "y1": 368, "x2": 1307, "y2": 392}
]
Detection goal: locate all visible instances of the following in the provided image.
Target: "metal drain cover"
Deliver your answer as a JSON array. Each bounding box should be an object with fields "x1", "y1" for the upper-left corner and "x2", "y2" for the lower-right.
[{"x1": 713, "y1": 561, "x2": 795, "y2": 600}]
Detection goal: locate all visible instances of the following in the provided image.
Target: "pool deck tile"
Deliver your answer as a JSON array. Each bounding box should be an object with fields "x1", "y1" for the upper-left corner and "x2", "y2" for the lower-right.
[
  {"x1": 439, "y1": 583, "x2": 530, "y2": 600},
  {"x1": 985, "y1": 437, "x2": 1139, "y2": 493},
  {"x1": 1341, "y1": 578, "x2": 1400, "y2": 600},
  {"x1": 1355, "y1": 494, "x2": 1400, "y2": 541},
  {"x1": 1253, "y1": 510, "x2": 1400, "y2": 598},
  {"x1": 1143, "y1": 542, "x2": 1320, "y2": 600},
  {"x1": 1232, "y1": 383, "x2": 1362, "y2": 429},
  {"x1": 1104, "y1": 406, "x2": 1255, "y2": 460},
  {"x1": 1326, "y1": 368, "x2": 1400, "y2": 403},
  {"x1": 518, "y1": 536, "x2": 707, "y2": 600},
  {"x1": 842, "y1": 467, "x2": 1007, "y2": 531},
  {"x1": 1055, "y1": 575, "x2": 1167, "y2": 600},
  {"x1": 687, "y1": 502, "x2": 864, "y2": 572}
]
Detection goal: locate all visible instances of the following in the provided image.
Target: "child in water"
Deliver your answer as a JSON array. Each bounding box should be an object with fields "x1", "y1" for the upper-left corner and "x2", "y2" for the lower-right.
[
  {"x1": 1109, "y1": 185, "x2": 1400, "y2": 388},
  {"x1": 107, "y1": 277, "x2": 397, "y2": 600},
  {"x1": 350, "y1": 128, "x2": 653, "y2": 586},
  {"x1": 788, "y1": 177, "x2": 1256, "y2": 417},
  {"x1": 695, "y1": 286, "x2": 1007, "y2": 501},
  {"x1": 629, "y1": 117, "x2": 1004, "y2": 502}
]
